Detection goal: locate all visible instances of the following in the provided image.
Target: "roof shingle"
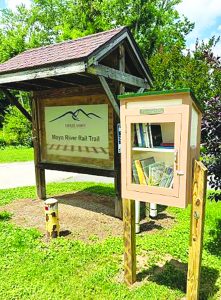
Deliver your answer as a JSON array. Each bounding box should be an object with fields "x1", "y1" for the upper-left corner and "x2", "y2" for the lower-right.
[{"x1": 0, "y1": 27, "x2": 124, "y2": 74}]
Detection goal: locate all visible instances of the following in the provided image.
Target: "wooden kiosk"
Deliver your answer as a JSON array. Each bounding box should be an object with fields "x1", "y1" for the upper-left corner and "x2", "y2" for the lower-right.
[
  {"x1": 0, "y1": 27, "x2": 153, "y2": 218},
  {"x1": 119, "y1": 89, "x2": 207, "y2": 299}
]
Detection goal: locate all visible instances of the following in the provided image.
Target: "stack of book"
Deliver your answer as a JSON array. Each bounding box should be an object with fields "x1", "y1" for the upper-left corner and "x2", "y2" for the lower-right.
[
  {"x1": 134, "y1": 123, "x2": 174, "y2": 149},
  {"x1": 132, "y1": 157, "x2": 174, "y2": 188}
]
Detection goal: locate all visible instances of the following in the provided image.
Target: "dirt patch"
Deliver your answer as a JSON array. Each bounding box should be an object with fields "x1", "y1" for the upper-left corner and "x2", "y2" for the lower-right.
[{"x1": 0, "y1": 191, "x2": 175, "y2": 242}]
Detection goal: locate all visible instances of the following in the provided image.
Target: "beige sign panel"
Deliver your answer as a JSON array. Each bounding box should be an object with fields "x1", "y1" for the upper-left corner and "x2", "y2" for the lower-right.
[{"x1": 45, "y1": 104, "x2": 109, "y2": 159}]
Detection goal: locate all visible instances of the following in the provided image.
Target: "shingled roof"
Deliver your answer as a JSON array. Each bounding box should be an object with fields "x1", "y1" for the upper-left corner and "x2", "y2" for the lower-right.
[
  {"x1": 0, "y1": 26, "x2": 153, "y2": 92},
  {"x1": 0, "y1": 27, "x2": 124, "y2": 74}
]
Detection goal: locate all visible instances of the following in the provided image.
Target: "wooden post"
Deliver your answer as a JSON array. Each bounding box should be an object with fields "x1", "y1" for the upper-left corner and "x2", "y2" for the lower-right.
[
  {"x1": 123, "y1": 198, "x2": 136, "y2": 285},
  {"x1": 187, "y1": 160, "x2": 207, "y2": 300},
  {"x1": 44, "y1": 198, "x2": 60, "y2": 238},
  {"x1": 32, "y1": 96, "x2": 46, "y2": 200},
  {"x1": 114, "y1": 44, "x2": 126, "y2": 218}
]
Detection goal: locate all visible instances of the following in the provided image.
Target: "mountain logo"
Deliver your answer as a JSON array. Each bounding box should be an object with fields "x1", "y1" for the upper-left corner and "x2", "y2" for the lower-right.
[{"x1": 49, "y1": 108, "x2": 102, "y2": 122}]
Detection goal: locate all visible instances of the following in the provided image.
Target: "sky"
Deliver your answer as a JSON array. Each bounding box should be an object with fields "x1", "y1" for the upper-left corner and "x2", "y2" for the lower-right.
[{"x1": 0, "y1": 0, "x2": 221, "y2": 54}]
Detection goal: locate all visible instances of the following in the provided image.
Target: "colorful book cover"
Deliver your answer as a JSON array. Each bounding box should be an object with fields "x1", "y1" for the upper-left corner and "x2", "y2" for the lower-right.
[
  {"x1": 140, "y1": 156, "x2": 155, "y2": 181},
  {"x1": 161, "y1": 143, "x2": 174, "y2": 147},
  {"x1": 134, "y1": 160, "x2": 147, "y2": 185},
  {"x1": 159, "y1": 173, "x2": 170, "y2": 187},
  {"x1": 132, "y1": 161, "x2": 139, "y2": 184},
  {"x1": 159, "y1": 166, "x2": 174, "y2": 188},
  {"x1": 166, "y1": 173, "x2": 174, "y2": 188},
  {"x1": 148, "y1": 162, "x2": 165, "y2": 186}
]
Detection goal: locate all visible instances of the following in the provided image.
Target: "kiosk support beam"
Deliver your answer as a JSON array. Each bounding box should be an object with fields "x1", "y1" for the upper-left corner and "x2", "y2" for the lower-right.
[
  {"x1": 112, "y1": 44, "x2": 126, "y2": 218},
  {"x1": 187, "y1": 160, "x2": 207, "y2": 300},
  {"x1": 32, "y1": 97, "x2": 46, "y2": 200},
  {"x1": 1, "y1": 88, "x2": 32, "y2": 122},
  {"x1": 98, "y1": 75, "x2": 120, "y2": 117},
  {"x1": 123, "y1": 198, "x2": 136, "y2": 285}
]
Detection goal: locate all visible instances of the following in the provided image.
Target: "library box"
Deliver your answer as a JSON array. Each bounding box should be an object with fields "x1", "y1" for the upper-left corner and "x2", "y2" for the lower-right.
[{"x1": 119, "y1": 89, "x2": 202, "y2": 208}]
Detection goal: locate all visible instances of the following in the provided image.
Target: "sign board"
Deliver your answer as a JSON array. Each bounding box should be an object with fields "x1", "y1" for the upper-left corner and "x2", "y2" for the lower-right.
[
  {"x1": 38, "y1": 94, "x2": 114, "y2": 171},
  {"x1": 45, "y1": 104, "x2": 109, "y2": 159}
]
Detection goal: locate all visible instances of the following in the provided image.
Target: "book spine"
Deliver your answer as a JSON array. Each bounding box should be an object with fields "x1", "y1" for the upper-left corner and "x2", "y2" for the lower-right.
[
  {"x1": 148, "y1": 125, "x2": 153, "y2": 147},
  {"x1": 133, "y1": 124, "x2": 138, "y2": 146},
  {"x1": 136, "y1": 124, "x2": 142, "y2": 147},
  {"x1": 139, "y1": 123, "x2": 145, "y2": 147},
  {"x1": 142, "y1": 123, "x2": 150, "y2": 148},
  {"x1": 145, "y1": 124, "x2": 150, "y2": 147},
  {"x1": 135, "y1": 160, "x2": 147, "y2": 185}
]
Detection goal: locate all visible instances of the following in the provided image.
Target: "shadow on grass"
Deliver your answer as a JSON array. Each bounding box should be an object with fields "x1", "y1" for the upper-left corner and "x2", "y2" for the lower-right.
[
  {"x1": 56, "y1": 188, "x2": 115, "y2": 218},
  {"x1": 77, "y1": 185, "x2": 116, "y2": 198},
  {"x1": 140, "y1": 221, "x2": 164, "y2": 232},
  {"x1": 59, "y1": 230, "x2": 72, "y2": 237},
  {"x1": 137, "y1": 259, "x2": 219, "y2": 300},
  {"x1": 0, "y1": 211, "x2": 12, "y2": 221},
  {"x1": 205, "y1": 218, "x2": 221, "y2": 257}
]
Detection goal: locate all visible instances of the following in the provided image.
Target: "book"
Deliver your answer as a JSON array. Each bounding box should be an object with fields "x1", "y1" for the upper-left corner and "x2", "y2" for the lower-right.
[
  {"x1": 134, "y1": 160, "x2": 147, "y2": 185},
  {"x1": 161, "y1": 143, "x2": 174, "y2": 147},
  {"x1": 136, "y1": 124, "x2": 142, "y2": 147},
  {"x1": 159, "y1": 173, "x2": 170, "y2": 187},
  {"x1": 148, "y1": 125, "x2": 153, "y2": 147},
  {"x1": 148, "y1": 162, "x2": 165, "y2": 186},
  {"x1": 159, "y1": 166, "x2": 174, "y2": 188},
  {"x1": 132, "y1": 161, "x2": 139, "y2": 184},
  {"x1": 140, "y1": 156, "x2": 155, "y2": 181},
  {"x1": 150, "y1": 125, "x2": 163, "y2": 147},
  {"x1": 139, "y1": 123, "x2": 145, "y2": 147},
  {"x1": 166, "y1": 173, "x2": 174, "y2": 188},
  {"x1": 133, "y1": 124, "x2": 138, "y2": 146},
  {"x1": 142, "y1": 123, "x2": 150, "y2": 148}
]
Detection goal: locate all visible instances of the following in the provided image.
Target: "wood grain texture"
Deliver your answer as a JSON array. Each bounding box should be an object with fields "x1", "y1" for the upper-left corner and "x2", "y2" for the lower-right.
[
  {"x1": 32, "y1": 96, "x2": 46, "y2": 199},
  {"x1": 123, "y1": 198, "x2": 136, "y2": 285},
  {"x1": 113, "y1": 44, "x2": 125, "y2": 218},
  {"x1": 186, "y1": 160, "x2": 207, "y2": 300}
]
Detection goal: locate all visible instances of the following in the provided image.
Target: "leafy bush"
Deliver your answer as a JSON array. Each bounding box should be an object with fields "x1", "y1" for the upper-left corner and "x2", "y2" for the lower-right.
[
  {"x1": 2, "y1": 105, "x2": 32, "y2": 147},
  {"x1": 201, "y1": 95, "x2": 221, "y2": 200},
  {"x1": 0, "y1": 130, "x2": 6, "y2": 148}
]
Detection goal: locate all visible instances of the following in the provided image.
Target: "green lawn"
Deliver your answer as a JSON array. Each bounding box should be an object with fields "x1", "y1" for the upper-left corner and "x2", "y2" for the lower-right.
[
  {"x1": 0, "y1": 183, "x2": 220, "y2": 300},
  {"x1": 0, "y1": 146, "x2": 33, "y2": 163}
]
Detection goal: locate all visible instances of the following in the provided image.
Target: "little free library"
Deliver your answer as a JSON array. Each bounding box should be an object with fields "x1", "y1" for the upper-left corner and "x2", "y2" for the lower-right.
[{"x1": 0, "y1": 27, "x2": 207, "y2": 299}]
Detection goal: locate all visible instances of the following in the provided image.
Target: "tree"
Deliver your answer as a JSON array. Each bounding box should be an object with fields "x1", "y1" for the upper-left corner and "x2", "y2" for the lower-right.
[
  {"x1": 201, "y1": 96, "x2": 221, "y2": 198},
  {"x1": 0, "y1": 0, "x2": 194, "y2": 62},
  {"x1": 148, "y1": 37, "x2": 221, "y2": 104}
]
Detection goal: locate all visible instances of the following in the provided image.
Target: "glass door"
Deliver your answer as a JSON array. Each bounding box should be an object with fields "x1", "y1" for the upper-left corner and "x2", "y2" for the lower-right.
[{"x1": 126, "y1": 113, "x2": 182, "y2": 197}]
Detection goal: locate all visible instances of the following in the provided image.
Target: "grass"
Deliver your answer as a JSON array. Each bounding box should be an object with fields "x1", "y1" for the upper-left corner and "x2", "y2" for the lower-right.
[
  {"x1": 0, "y1": 182, "x2": 220, "y2": 300},
  {"x1": 0, "y1": 146, "x2": 33, "y2": 163}
]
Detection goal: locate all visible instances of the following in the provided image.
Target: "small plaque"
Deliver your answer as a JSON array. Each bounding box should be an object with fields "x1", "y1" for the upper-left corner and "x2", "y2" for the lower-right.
[
  {"x1": 117, "y1": 123, "x2": 121, "y2": 153},
  {"x1": 140, "y1": 108, "x2": 164, "y2": 115}
]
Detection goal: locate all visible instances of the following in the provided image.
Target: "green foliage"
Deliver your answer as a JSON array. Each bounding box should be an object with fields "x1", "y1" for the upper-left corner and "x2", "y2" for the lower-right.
[
  {"x1": 0, "y1": 0, "x2": 193, "y2": 61},
  {"x1": 0, "y1": 211, "x2": 12, "y2": 221},
  {"x1": 2, "y1": 93, "x2": 32, "y2": 146},
  {"x1": 0, "y1": 183, "x2": 220, "y2": 299},
  {"x1": 0, "y1": 146, "x2": 33, "y2": 162},
  {"x1": 149, "y1": 37, "x2": 221, "y2": 104},
  {"x1": 0, "y1": 182, "x2": 115, "y2": 206},
  {"x1": 0, "y1": 130, "x2": 6, "y2": 147}
]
